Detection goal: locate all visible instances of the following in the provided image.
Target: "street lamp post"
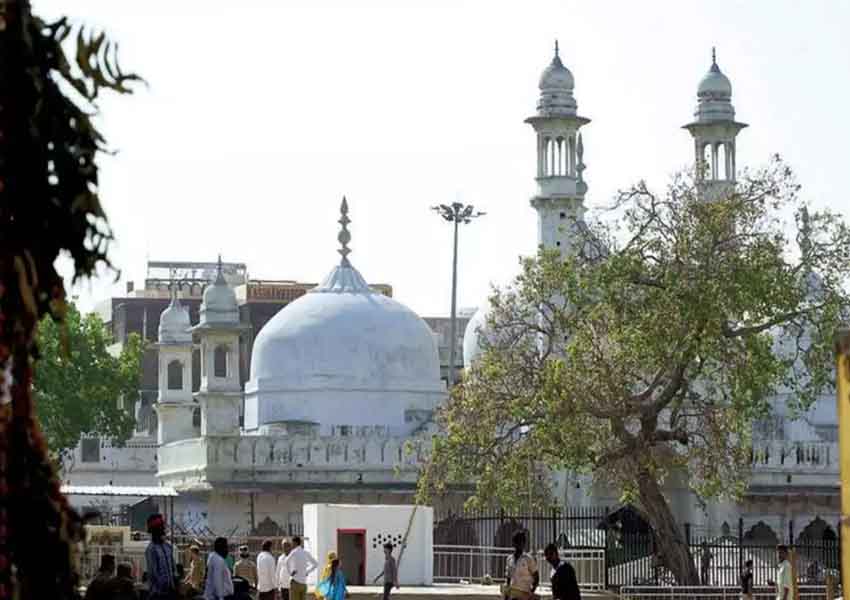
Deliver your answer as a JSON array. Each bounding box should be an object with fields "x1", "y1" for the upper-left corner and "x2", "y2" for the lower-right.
[{"x1": 432, "y1": 202, "x2": 485, "y2": 388}]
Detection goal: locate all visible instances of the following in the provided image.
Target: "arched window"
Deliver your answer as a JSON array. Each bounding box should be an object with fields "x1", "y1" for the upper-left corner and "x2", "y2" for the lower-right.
[
  {"x1": 192, "y1": 407, "x2": 201, "y2": 428},
  {"x1": 167, "y1": 360, "x2": 183, "y2": 390},
  {"x1": 703, "y1": 143, "x2": 712, "y2": 178},
  {"x1": 214, "y1": 345, "x2": 228, "y2": 378}
]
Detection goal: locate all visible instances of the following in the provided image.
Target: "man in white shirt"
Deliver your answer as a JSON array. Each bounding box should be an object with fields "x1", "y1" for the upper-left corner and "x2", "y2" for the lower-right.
[
  {"x1": 276, "y1": 538, "x2": 293, "y2": 600},
  {"x1": 767, "y1": 545, "x2": 792, "y2": 600},
  {"x1": 257, "y1": 539, "x2": 277, "y2": 600},
  {"x1": 284, "y1": 535, "x2": 319, "y2": 600}
]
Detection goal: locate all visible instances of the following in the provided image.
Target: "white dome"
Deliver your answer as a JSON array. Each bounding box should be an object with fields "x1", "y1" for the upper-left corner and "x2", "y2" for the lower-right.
[
  {"x1": 539, "y1": 55, "x2": 574, "y2": 92},
  {"x1": 158, "y1": 294, "x2": 191, "y2": 344},
  {"x1": 199, "y1": 259, "x2": 239, "y2": 326},
  {"x1": 697, "y1": 62, "x2": 732, "y2": 99},
  {"x1": 535, "y1": 43, "x2": 578, "y2": 117},
  {"x1": 462, "y1": 304, "x2": 491, "y2": 367},
  {"x1": 244, "y1": 199, "x2": 445, "y2": 432}
]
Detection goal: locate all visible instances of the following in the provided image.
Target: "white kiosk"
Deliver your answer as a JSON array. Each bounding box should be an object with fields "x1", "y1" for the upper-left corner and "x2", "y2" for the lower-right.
[{"x1": 303, "y1": 504, "x2": 433, "y2": 586}]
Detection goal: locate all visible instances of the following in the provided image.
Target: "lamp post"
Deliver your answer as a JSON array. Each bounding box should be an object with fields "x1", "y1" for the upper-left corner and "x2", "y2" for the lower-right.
[{"x1": 432, "y1": 202, "x2": 485, "y2": 387}]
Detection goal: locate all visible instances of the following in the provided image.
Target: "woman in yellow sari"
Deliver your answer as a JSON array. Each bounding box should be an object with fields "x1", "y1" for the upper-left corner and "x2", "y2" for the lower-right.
[{"x1": 315, "y1": 551, "x2": 348, "y2": 600}]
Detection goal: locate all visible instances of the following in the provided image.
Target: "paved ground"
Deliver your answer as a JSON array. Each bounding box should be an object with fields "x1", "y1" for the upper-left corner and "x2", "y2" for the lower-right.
[{"x1": 345, "y1": 584, "x2": 617, "y2": 599}]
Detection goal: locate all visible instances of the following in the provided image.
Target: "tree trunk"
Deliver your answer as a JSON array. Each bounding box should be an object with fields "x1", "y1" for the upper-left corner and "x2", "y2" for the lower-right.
[{"x1": 636, "y1": 469, "x2": 700, "y2": 585}]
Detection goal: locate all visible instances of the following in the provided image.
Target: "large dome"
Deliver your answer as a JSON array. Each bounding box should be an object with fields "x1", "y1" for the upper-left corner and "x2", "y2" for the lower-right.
[
  {"x1": 249, "y1": 264, "x2": 441, "y2": 389},
  {"x1": 244, "y1": 199, "x2": 445, "y2": 432}
]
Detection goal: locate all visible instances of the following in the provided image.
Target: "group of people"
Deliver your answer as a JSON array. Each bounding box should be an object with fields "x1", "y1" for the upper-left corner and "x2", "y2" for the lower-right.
[
  {"x1": 502, "y1": 532, "x2": 581, "y2": 600},
  {"x1": 86, "y1": 513, "x2": 401, "y2": 600}
]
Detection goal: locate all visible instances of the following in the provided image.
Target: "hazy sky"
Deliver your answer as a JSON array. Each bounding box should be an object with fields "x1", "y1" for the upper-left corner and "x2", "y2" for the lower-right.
[{"x1": 38, "y1": 0, "x2": 850, "y2": 317}]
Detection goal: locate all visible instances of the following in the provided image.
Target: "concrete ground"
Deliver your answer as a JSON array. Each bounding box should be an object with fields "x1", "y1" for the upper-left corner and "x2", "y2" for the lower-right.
[{"x1": 345, "y1": 584, "x2": 617, "y2": 599}]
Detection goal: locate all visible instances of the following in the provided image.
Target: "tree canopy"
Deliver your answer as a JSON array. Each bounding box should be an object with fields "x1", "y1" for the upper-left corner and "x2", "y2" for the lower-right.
[
  {"x1": 418, "y1": 157, "x2": 850, "y2": 584},
  {"x1": 35, "y1": 304, "x2": 142, "y2": 459}
]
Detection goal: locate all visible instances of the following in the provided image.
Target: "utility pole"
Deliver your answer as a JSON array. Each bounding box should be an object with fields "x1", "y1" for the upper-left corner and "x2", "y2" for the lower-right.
[{"x1": 431, "y1": 202, "x2": 485, "y2": 387}]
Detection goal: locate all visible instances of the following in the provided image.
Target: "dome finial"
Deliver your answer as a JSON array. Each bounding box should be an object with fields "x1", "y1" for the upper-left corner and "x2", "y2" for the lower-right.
[
  {"x1": 554, "y1": 39, "x2": 559, "y2": 58},
  {"x1": 712, "y1": 46, "x2": 716, "y2": 65},
  {"x1": 215, "y1": 254, "x2": 226, "y2": 284},
  {"x1": 338, "y1": 196, "x2": 352, "y2": 266}
]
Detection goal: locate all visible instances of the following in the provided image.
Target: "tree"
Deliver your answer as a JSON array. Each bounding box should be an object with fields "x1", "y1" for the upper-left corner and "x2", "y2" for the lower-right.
[
  {"x1": 0, "y1": 2, "x2": 141, "y2": 598},
  {"x1": 34, "y1": 304, "x2": 142, "y2": 460},
  {"x1": 418, "y1": 157, "x2": 850, "y2": 585}
]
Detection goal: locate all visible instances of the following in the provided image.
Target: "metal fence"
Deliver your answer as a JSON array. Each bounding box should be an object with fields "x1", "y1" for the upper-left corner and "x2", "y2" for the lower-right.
[
  {"x1": 433, "y1": 545, "x2": 606, "y2": 590},
  {"x1": 434, "y1": 508, "x2": 841, "y2": 590},
  {"x1": 619, "y1": 585, "x2": 832, "y2": 600}
]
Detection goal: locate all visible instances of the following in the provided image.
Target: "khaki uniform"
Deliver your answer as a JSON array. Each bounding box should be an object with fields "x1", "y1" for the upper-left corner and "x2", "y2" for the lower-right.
[{"x1": 235, "y1": 558, "x2": 258, "y2": 588}]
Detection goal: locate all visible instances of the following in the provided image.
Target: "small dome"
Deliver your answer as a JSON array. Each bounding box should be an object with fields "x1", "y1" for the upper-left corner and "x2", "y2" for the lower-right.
[
  {"x1": 536, "y1": 41, "x2": 578, "y2": 117},
  {"x1": 697, "y1": 62, "x2": 732, "y2": 100},
  {"x1": 539, "y1": 55, "x2": 574, "y2": 92},
  {"x1": 158, "y1": 293, "x2": 191, "y2": 344},
  {"x1": 199, "y1": 257, "x2": 239, "y2": 326}
]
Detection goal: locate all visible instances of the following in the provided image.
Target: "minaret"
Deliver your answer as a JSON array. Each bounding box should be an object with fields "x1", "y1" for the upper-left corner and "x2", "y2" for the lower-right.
[
  {"x1": 683, "y1": 48, "x2": 747, "y2": 198},
  {"x1": 525, "y1": 41, "x2": 590, "y2": 256},
  {"x1": 154, "y1": 287, "x2": 197, "y2": 444},
  {"x1": 192, "y1": 256, "x2": 249, "y2": 436}
]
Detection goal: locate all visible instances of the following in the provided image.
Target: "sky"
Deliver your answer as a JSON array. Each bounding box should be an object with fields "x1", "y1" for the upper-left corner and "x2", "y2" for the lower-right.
[{"x1": 37, "y1": 0, "x2": 850, "y2": 317}]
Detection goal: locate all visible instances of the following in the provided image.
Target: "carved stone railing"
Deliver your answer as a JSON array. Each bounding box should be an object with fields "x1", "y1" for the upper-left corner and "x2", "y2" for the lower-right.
[
  {"x1": 157, "y1": 433, "x2": 430, "y2": 486},
  {"x1": 749, "y1": 441, "x2": 837, "y2": 471}
]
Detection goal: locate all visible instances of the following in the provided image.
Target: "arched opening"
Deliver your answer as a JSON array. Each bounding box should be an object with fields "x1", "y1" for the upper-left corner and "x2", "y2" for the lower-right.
[
  {"x1": 568, "y1": 136, "x2": 576, "y2": 176},
  {"x1": 703, "y1": 143, "x2": 712, "y2": 179},
  {"x1": 717, "y1": 143, "x2": 727, "y2": 180},
  {"x1": 192, "y1": 407, "x2": 201, "y2": 428},
  {"x1": 556, "y1": 137, "x2": 565, "y2": 176},
  {"x1": 167, "y1": 360, "x2": 183, "y2": 390},
  {"x1": 547, "y1": 138, "x2": 555, "y2": 176},
  {"x1": 214, "y1": 345, "x2": 228, "y2": 378},
  {"x1": 797, "y1": 517, "x2": 839, "y2": 574}
]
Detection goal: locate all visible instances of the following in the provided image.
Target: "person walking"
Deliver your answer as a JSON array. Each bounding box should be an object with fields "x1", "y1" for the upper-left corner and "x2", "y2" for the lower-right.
[
  {"x1": 234, "y1": 545, "x2": 258, "y2": 588},
  {"x1": 544, "y1": 543, "x2": 580, "y2": 600},
  {"x1": 503, "y1": 531, "x2": 538, "y2": 600},
  {"x1": 277, "y1": 538, "x2": 293, "y2": 600},
  {"x1": 185, "y1": 545, "x2": 205, "y2": 598},
  {"x1": 257, "y1": 539, "x2": 277, "y2": 600},
  {"x1": 84, "y1": 554, "x2": 116, "y2": 600},
  {"x1": 315, "y1": 552, "x2": 348, "y2": 600},
  {"x1": 284, "y1": 535, "x2": 318, "y2": 600},
  {"x1": 740, "y1": 559, "x2": 754, "y2": 600},
  {"x1": 145, "y1": 514, "x2": 177, "y2": 600},
  {"x1": 767, "y1": 545, "x2": 793, "y2": 600},
  {"x1": 373, "y1": 542, "x2": 399, "y2": 600},
  {"x1": 205, "y1": 537, "x2": 234, "y2": 600}
]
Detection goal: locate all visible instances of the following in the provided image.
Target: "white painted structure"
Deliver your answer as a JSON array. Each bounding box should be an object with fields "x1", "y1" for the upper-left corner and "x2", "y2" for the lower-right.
[{"x1": 302, "y1": 504, "x2": 433, "y2": 586}]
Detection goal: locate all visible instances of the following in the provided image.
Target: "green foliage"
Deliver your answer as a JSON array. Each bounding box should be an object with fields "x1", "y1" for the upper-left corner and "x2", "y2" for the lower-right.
[
  {"x1": 419, "y1": 156, "x2": 850, "y2": 537},
  {"x1": 34, "y1": 304, "x2": 142, "y2": 458}
]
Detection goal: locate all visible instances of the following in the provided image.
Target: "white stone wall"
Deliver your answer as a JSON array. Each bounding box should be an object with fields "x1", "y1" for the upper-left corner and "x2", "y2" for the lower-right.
[{"x1": 303, "y1": 504, "x2": 433, "y2": 586}]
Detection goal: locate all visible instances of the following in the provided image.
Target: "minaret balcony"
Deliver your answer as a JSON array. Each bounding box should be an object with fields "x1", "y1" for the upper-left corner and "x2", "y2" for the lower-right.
[{"x1": 536, "y1": 175, "x2": 580, "y2": 198}]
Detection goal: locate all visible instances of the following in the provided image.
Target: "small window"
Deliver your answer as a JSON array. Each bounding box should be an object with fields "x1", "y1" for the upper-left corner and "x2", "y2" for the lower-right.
[
  {"x1": 167, "y1": 360, "x2": 183, "y2": 390},
  {"x1": 556, "y1": 241, "x2": 561, "y2": 247},
  {"x1": 81, "y1": 438, "x2": 101, "y2": 463},
  {"x1": 559, "y1": 212, "x2": 566, "y2": 219},
  {"x1": 192, "y1": 407, "x2": 201, "y2": 428},
  {"x1": 214, "y1": 345, "x2": 228, "y2": 378}
]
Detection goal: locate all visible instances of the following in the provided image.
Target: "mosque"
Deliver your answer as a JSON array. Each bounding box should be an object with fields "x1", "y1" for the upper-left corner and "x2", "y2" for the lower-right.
[{"x1": 152, "y1": 46, "x2": 839, "y2": 550}]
